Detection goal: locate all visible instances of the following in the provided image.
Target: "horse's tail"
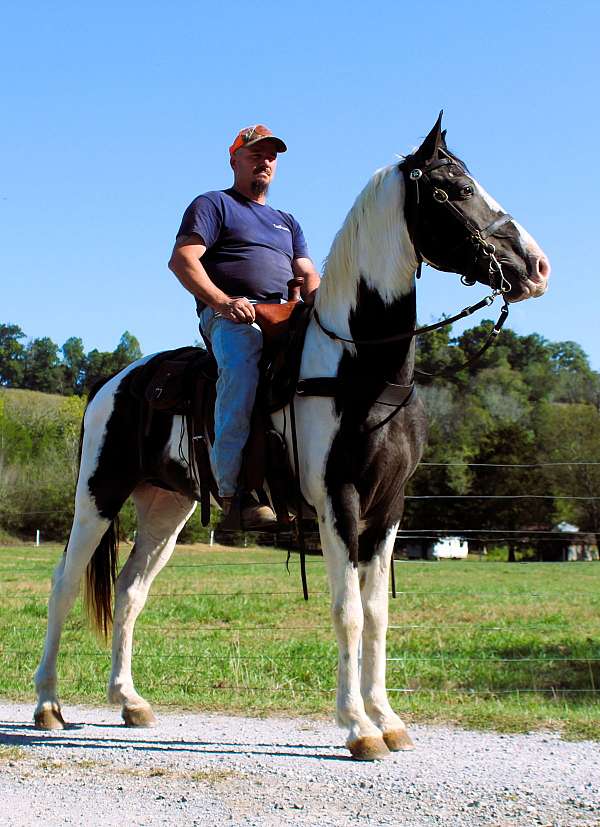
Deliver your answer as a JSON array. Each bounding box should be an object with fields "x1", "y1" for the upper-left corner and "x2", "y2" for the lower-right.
[
  {"x1": 84, "y1": 517, "x2": 120, "y2": 639},
  {"x1": 80, "y1": 374, "x2": 121, "y2": 639}
]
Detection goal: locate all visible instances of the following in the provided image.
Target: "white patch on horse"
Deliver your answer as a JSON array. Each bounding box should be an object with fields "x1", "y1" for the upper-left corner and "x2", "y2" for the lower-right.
[
  {"x1": 163, "y1": 414, "x2": 189, "y2": 466},
  {"x1": 271, "y1": 396, "x2": 338, "y2": 510},
  {"x1": 317, "y1": 165, "x2": 417, "y2": 338},
  {"x1": 472, "y1": 179, "x2": 547, "y2": 271}
]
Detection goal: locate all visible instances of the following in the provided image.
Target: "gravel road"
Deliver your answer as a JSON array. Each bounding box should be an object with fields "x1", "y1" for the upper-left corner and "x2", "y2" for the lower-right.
[{"x1": 0, "y1": 701, "x2": 598, "y2": 826}]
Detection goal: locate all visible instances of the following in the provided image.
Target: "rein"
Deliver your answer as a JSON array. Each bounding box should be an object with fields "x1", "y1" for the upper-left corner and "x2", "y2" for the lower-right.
[
  {"x1": 313, "y1": 293, "x2": 510, "y2": 380},
  {"x1": 313, "y1": 291, "x2": 508, "y2": 347}
]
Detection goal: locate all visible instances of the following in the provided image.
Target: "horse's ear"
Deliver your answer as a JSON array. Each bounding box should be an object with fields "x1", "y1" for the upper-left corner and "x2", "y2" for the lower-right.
[{"x1": 414, "y1": 111, "x2": 444, "y2": 163}]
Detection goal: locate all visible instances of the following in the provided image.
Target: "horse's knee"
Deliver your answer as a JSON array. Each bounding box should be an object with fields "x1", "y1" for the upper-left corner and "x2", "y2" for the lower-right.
[
  {"x1": 362, "y1": 598, "x2": 386, "y2": 627},
  {"x1": 331, "y1": 598, "x2": 363, "y2": 640}
]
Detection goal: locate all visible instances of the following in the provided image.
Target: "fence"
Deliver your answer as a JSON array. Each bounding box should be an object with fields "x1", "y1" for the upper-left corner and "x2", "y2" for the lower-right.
[
  {"x1": 1, "y1": 549, "x2": 599, "y2": 707},
  {"x1": 1, "y1": 461, "x2": 599, "y2": 711}
]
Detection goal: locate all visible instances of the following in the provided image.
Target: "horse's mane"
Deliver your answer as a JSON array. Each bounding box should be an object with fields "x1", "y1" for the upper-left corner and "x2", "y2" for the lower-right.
[{"x1": 319, "y1": 164, "x2": 416, "y2": 310}]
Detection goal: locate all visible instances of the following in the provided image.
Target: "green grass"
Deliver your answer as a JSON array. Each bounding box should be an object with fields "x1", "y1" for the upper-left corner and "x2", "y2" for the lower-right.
[{"x1": 1, "y1": 543, "x2": 599, "y2": 740}]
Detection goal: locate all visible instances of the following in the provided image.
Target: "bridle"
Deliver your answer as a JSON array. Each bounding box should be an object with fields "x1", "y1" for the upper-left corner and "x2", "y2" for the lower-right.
[
  {"x1": 312, "y1": 153, "x2": 513, "y2": 363},
  {"x1": 408, "y1": 154, "x2": 513, "y2": 295}
]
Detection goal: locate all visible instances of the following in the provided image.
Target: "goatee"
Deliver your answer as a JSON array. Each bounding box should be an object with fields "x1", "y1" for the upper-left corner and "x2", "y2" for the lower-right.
[{"x1": 251, "y1": 180, "x2": 269, "y2": 198}]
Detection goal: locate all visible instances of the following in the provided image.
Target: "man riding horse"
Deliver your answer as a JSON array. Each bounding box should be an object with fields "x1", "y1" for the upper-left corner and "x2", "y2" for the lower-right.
[{"x1": 168, "y1": 125, "x2": 321, "y2": 529}]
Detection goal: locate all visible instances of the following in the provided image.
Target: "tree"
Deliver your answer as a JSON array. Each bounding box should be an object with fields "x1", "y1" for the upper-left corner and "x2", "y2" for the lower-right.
[
  {"x1": 536, "y1": 402, "x2": 600, "y2": 534},
  {"x1": 61, "y1": 337, "x2": 86, "y2": 395},
  {"x1": 21, "y1": 337, "x2": 63, "y2": 393},
  {"x1": 112, "y1": 331, "x2": 142, "y2": 372},
  {"x1": 83, "y1": 348, "x2": 118, "y2": 393},
  {"x1": 0, "y1": 324, "x2": 26, "y2": 387}
]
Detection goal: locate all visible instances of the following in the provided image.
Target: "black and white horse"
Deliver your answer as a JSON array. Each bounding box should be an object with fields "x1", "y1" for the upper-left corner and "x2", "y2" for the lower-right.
[{"x1": 34, "y1": 115, "x2": 549, "y2": 760}]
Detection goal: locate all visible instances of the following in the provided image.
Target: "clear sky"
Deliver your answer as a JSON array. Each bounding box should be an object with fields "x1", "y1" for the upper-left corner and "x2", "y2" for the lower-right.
[{"x1": 2, "y1": 1, "x2": 599, "y2": 367}]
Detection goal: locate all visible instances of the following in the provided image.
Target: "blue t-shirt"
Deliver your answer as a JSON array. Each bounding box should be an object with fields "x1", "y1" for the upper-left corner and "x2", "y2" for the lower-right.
[{"x1": 176, "y1": 188, "x2": 310, "y2": 314}]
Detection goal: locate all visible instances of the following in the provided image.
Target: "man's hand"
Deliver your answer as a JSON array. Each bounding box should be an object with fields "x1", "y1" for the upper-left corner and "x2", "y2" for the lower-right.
[
  {"x1": 292, "y1": 257, "x2": 321, "y2": 305},
  {"x1": 216, "y1": 297, "x2": 256, "y2": 324}
]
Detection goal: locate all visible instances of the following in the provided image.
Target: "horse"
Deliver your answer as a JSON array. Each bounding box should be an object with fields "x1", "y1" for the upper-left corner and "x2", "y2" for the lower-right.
[{"x1": 33, "y1": 114, "x2": 550, "y2": 760}]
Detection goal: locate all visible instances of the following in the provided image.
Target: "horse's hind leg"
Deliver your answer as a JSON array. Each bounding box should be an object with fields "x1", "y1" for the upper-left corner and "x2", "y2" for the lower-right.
[
  {"x1": 34, "y1": 500, "x2": 111, "y2": 729},
  {"x1": 359, "y1": 525, "x2": 414, "y2": 751},
  {"x1": 108, "y1": 484, "x2": 196, "y2": 727}
]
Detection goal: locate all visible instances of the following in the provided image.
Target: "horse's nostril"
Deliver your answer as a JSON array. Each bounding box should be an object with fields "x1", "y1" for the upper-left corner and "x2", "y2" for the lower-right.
[{"x1": 537, "y1": 255, "x2": 551, "y2": 279}]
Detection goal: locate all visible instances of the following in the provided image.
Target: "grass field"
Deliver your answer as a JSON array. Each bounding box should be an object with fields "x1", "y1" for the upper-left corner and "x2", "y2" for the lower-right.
[{"x1": 1, "y1": 542, "x2": 599, "y2": 740}]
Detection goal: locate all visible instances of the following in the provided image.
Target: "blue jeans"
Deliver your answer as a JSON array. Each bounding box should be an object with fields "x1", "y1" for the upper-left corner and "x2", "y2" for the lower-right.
[{"x1": 198, "y1": 306, "x2": 263, "y2": 498}]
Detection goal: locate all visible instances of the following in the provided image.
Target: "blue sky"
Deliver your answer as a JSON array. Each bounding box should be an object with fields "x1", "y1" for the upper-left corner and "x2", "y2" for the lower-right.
[{"x1": 2, "y1": 0, "x2": 599, "y2": 368}]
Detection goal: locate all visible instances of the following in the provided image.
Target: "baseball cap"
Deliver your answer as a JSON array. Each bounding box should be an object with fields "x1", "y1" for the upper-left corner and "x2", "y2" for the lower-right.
[{"x1": 229, "y1": 124, "x2": 287, "y2": 157}]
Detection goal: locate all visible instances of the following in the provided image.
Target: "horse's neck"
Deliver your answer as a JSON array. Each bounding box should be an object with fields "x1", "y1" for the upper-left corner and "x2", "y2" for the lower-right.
[{"x1": 309, "y1": 165, "x2": 418, "y2": 383}]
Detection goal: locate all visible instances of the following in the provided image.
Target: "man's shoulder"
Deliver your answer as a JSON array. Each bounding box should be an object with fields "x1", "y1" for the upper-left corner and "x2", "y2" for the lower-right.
[{"x1": 189, "y1": 190, "x2": 230, "y2": 207}]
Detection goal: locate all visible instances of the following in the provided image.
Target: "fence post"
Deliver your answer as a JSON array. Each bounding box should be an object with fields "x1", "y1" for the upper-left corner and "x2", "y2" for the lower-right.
[{"x1": 35, "y1": 530, "x2": 40, "y2": 547}]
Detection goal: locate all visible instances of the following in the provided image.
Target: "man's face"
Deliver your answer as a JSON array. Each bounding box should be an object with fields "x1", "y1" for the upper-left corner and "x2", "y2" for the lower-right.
[{"x1": 231, "y1": 140, "x2": 279, "y2": 197}]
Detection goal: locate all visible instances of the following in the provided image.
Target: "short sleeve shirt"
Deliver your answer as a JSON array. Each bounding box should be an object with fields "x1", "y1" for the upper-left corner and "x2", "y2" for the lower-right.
[{"x1": 176, "y1": 188, "x2": 310, "y2": 314}]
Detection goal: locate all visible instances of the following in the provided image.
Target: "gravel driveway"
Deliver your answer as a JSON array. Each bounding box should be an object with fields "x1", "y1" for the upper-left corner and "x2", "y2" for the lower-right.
[{"x1": 0, "y1": 701, "x2": 598, "y2": 826}]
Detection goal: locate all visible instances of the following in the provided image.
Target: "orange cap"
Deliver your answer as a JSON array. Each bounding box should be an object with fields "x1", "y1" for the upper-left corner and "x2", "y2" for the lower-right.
[{"x1": 229, "y1": 124, "x2": 287, "y2": 157}]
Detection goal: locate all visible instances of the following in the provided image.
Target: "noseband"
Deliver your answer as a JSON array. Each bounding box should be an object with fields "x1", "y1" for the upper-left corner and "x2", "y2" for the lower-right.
[{"x1": 408, "y1": 156, "x2": 513, "y2": 294}]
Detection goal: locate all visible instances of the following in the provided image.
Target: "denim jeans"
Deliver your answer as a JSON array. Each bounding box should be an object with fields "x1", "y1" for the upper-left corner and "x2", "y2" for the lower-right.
[{"x1": 198, "y1": 306, "x2": 263, "y2": 498}]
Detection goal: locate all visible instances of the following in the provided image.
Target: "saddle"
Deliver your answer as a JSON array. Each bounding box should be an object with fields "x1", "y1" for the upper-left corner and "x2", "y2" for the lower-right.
[{"x1": 129, "y1": 298, "x2": 313, "y2": 528}]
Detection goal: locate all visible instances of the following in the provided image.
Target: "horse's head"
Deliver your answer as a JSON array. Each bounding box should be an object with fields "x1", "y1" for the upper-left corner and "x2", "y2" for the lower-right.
[{"x1": 402, "y1": 113, "x2": 550, "y2": 303}]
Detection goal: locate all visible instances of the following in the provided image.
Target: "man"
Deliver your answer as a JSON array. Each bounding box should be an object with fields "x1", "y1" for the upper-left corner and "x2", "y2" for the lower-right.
[{"x1": 168, "y1": 125, "x2": 320, "y2": 528}]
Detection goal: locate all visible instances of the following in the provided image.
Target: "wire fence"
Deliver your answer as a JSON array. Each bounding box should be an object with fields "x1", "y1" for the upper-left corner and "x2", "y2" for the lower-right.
[
  {"x1": 2, "y1": 462, "x2": 599, "y2": 703},
  {"x1": 1, "y1": 556, "x2": 599, "y2": 699}
]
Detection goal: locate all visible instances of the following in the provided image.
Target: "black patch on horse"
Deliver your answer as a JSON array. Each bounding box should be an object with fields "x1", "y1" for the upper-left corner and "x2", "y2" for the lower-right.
[
  {"x1": 324, "y1": 279, "x2": 427, "y2": 565},
  {"x1": 87, "y1": 369, "x2": 198, "y2": 520}
]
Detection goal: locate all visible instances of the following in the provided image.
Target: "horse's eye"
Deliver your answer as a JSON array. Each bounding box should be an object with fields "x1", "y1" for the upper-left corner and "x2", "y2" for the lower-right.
[{"x1": 461, "y1": 185, "x2": 474, "y2": 197}]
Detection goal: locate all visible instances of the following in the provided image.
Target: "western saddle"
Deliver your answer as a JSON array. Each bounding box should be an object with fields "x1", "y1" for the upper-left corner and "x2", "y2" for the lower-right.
[{"x1": 129, "y1": 280, "x2": 313, "y2": 531}]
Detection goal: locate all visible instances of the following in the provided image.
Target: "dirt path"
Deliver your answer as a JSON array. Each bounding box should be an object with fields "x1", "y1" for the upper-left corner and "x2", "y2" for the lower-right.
[{"x1": 0, "y1": 701, "x2": 599, "y2": 826}]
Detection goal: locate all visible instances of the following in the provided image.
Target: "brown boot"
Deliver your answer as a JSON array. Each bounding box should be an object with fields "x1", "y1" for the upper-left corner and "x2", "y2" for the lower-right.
[
  {"x1": 220, "y1": 494, "x2": 278, "y2": 531},
  {"x1": 241, "y1": 491, "x2": 278, "y2": 530}
]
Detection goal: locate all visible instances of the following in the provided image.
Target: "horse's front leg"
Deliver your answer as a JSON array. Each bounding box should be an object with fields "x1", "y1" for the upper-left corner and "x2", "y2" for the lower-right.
[
  {"x1": 320, "y1": 510, "x2": 392, "y2": 761},
  {"x1": 359, "y1": 525, "x2": 414, "y2": 751}
]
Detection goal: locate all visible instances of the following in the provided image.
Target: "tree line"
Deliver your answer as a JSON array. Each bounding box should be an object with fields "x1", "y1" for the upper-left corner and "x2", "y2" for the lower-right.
[
  {"x1": 1, "y1": 317, "x2": 599, "y2": 552},
  {"x1": 405, "y1": 321, "x2": 600, "y2": 556},
  {"x1": 0, "y1": 323, "x2": 143, "y2": 395}
]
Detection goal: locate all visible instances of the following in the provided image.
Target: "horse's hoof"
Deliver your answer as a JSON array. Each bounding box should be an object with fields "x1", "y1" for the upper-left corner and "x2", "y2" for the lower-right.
[
  {"x1": 122, "y1": 705, "x2": 157, "y2": 728},
  {"x1": 382, "y1": 728, "x2": 415, "y2": 751},
  {"x1": 34, "y1": 706, "x2": 66, "y2": 730},
  {"x1": 348, "y1": 735, "x2": 391, "y2": 761}
]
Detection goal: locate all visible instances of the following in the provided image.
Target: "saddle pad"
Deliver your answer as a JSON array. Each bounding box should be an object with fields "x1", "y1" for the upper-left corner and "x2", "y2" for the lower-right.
[{"x1": 129, "y1": 346, "x2": 216, "y2": 413}]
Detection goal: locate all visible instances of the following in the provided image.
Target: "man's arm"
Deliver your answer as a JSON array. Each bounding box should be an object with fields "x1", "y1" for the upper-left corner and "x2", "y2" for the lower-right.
[
  {"x1": 292, "y1": 257, "x2": 321, "y2": 305},
  {"x1": 168, "y1": 234, "x2": 255, "y2": 323}
]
